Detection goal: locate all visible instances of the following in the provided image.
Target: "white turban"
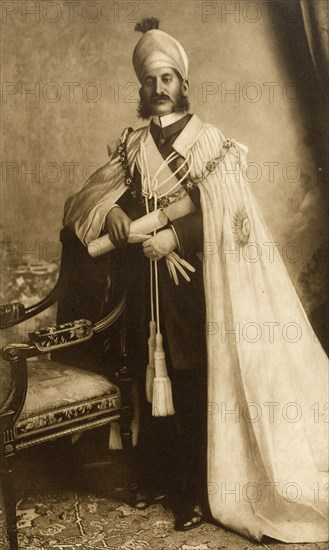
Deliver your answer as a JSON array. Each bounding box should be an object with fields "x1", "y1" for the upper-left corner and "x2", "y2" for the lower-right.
[{"x1": 133, "y1": 28, "x2": 188, "y2": 83}]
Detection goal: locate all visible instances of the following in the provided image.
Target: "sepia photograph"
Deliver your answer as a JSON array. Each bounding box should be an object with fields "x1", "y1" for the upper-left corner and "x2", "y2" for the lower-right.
[{"x1": 0, "y1": 1, "x2": 328, "y2": 549}]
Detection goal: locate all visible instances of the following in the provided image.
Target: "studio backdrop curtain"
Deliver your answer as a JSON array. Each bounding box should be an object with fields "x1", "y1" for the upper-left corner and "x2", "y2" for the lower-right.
[{"x1": 300, "y1": 0, "x2": 329, "y2": 95}]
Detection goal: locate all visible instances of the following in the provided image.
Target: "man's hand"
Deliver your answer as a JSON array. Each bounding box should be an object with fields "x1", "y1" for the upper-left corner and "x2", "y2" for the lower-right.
[
  {"x1": 105, "y1": 206, "x2": 132, "y2": 248},
  {"x1": 142, "y1": 228, "x2": 178, "y2": 260}
]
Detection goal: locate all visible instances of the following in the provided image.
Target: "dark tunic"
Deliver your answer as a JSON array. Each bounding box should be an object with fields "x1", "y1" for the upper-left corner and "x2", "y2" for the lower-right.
[
  {"x1": 117, "y1": 114, "x2": 207, "y2": 376},
  {"x1": 115, "y1": 115, "x2": 208, "y2": 510}
]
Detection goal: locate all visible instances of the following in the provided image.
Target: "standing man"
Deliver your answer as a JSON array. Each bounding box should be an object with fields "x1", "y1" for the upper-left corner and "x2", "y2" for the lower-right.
[
  {"x1": 64, "y1": 18, "x2": 329, "y2": 542},
  {"x1": 65, "y1": 17, "x2": 208, "y2": 531}
]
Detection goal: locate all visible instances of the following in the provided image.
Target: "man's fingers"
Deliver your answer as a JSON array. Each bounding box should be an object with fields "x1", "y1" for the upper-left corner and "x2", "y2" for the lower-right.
[
  {"x1": 143, "y1": 248, "x2": 155, "y2": 257},
  {"x1": 119, "y1": 218, "x2": 130, "y2": 240},
  {"x1": 116, "y1": 220, "x2": 127, "y2": 241},
  {"x1": 111, "y1": 235, "x2": 123, "y2": 248},
  {"x1": 142, "y1": 239, "x2": 152, "y2": 249},
  {"x1": 124, "y1": 219, "x2": 131, "y2": 238},
  {"x1": 109, "y1": 219, "x2": 130, "y2": 248},
  {"x1": 143, "y1": 246, "x2": 161, "y2": 260},
  {"x1": 109, "y1": 226, "x2": 121, "y2": 247}
]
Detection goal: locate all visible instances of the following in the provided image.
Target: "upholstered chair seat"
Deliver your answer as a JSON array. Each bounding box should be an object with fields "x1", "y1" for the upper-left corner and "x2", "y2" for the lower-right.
[{"x1": 15, "y1": 358, "x2": 121, "y2": 445}]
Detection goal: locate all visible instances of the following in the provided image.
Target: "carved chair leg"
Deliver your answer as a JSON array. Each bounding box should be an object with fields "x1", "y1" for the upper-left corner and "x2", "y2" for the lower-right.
[
  {"x1": 1, "y1": 452, "x2": 18, "y2": 550},
  {"x1": 119, "y1": 417, "x2": 137, "y2": 503},
  {"x1": 119, "y1": 414, "x2": 133, "y2": 450},
  {"x1": 117, "y1": 312, "x2": 137, "y2": 502}
]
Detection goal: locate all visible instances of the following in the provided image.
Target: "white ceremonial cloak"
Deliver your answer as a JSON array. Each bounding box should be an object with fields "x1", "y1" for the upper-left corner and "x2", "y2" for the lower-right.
[{"x1": 64, "y1": 114, "x2": 329, "y2": 543}]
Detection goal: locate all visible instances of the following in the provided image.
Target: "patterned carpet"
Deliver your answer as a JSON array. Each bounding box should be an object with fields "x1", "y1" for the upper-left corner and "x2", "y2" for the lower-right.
[{"x1": 0, "y1": 438, "x2": 327, "y2": 550}]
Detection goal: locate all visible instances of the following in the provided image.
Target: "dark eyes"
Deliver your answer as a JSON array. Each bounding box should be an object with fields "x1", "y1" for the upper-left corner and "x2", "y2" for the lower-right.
[{"x1": 144, "y1": 77, "x2": 172, "y2": 85}]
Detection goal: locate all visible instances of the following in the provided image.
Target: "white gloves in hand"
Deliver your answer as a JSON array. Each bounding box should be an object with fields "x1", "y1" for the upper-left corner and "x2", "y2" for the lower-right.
[
  {"x1": 142, "y1": 229, "x2": 196, "y2": 285},
  {"x1": 166, "y1": 252, "x2": 196, "y2": 285},
  {"x1": 142, "y1": 228, "x2": 178, "y2": 260}
]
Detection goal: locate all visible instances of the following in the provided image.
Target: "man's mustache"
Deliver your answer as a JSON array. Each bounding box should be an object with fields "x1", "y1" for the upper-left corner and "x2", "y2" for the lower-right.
[{"x1": 151, "y1": 94, "x2": 172, "y2": 102}]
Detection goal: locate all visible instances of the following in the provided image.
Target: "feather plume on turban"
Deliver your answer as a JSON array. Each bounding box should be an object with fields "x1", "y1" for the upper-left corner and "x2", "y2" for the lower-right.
[{"x1": 133, "y1": 18, "x2": 188, "y2": 83}]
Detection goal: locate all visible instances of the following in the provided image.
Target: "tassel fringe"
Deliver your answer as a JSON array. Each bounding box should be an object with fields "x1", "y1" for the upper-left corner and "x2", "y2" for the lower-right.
[
  {"x1": 146, "y1": 320, "x2": 156, "y2": 402},
  {"x1": 146, "y1": 363, "x2": 155, "y2": 403},
  {"x1": 143, "y1": 182, "x2": 174, "y2": 417},
  {"x1": 151, "y1": 334, "x2": 175, "y2": 416},
  {"x1": 152, "y1": 376, "x2": 175, "y2": 416}
]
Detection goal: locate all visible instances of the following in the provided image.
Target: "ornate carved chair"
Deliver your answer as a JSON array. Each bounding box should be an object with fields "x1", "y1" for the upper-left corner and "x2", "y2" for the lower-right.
[{"x1": 0, "y1": 228, "x2": 135, "y2": 550}]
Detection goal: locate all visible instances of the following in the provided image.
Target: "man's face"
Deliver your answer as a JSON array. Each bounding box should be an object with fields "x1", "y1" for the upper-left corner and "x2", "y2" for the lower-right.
[{"x1": 140, "y1": 67, "x2": 189, "y2": 117}]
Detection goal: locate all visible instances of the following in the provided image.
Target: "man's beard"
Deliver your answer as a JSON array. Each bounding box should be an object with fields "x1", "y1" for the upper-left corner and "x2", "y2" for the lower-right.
[{"x1": 137, "y1": 92, "x2": 190, "y2": 120}]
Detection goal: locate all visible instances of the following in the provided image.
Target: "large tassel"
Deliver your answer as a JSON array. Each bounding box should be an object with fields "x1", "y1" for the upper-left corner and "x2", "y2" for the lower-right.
[
  {"x1": 142, "y1": 165, "x2": 175, "y2": 416},
  {"x1": 152, "y1": 333, "x2": 175, "y2": 417},
  {"x1": 145, "y1": 320, "x2": 156, "y2": 402}
]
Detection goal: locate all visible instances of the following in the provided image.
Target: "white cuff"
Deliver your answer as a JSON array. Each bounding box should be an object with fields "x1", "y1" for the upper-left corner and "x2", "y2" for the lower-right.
[{"x1": 170, "y1": 224, "x2": 181, "y2": 252}]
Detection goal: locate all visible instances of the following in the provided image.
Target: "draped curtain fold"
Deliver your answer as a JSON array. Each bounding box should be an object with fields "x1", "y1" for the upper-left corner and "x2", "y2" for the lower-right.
[{"x1": 300, "y1": 0, "x2": 329, "y2": 95}]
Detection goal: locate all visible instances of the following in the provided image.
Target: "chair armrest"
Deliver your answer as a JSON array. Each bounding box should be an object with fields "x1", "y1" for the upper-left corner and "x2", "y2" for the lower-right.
[
  {"x1": 1, "y1": 297, "x2": 125, "y2": 360},
  {"x1": 28, "y1": 319, "x2": 93, "y2": 352},
  {"x1": 25, "y1": 288, "x2": 125, "y2": 354}
]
